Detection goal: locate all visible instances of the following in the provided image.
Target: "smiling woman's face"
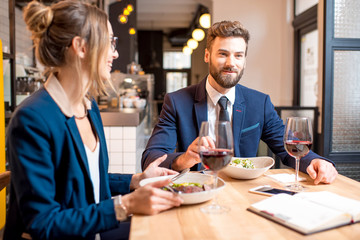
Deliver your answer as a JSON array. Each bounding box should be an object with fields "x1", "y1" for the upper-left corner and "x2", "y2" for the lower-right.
[{"x1": 100, "y1": 21, "x2": 119, "y2": 80}]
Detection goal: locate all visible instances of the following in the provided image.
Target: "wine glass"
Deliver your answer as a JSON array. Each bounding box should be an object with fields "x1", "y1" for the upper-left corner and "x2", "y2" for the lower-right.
[
  {"x1": 198, "y1": 121, "x2": 233, "y2": 214},
  {"x1": 283, "y1": 117, "x2": 313, "y2": 191}
]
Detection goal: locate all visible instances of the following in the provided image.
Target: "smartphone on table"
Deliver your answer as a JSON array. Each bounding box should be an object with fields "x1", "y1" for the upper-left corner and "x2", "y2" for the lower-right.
[{"x1": 249, "y1": 185, "x2": 297, "y2": 196}]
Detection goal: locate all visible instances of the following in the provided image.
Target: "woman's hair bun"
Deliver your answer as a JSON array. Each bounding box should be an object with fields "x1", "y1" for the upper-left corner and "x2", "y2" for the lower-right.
[{"x1": 23, "y1": 1, "x2": 53, "y2": 40}]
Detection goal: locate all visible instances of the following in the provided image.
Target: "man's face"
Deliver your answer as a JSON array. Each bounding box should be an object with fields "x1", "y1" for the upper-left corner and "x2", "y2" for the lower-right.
[{"x1": 205, "y1": 37, "x2": 247, "y2": 89}]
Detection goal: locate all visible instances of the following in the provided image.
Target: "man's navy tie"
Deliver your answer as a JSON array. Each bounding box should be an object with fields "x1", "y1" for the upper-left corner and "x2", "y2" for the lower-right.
[
  {"x1": 218, "y1": 96, "x2": 230, "y2": 122},
  {"x1": 217, "y1": 96, "x2": 230, "y2": 148}
]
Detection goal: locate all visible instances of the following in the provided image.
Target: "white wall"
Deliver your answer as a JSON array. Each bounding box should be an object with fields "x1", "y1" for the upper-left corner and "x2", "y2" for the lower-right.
[{"x1": 212, "y1": 0, "x2": 294, "y2": 106}]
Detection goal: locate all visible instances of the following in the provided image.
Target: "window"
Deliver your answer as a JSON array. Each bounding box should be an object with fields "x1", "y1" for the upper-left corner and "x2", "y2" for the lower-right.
[
  {"x1": 163, "y1": 51, "x2": 191, "y2": 69},
  {"x1": 163, "y1": 51, "x2": 191, "y2": 93},
  {"x1": 323, "y1": 0, "x2": 360, "y2": 161}
]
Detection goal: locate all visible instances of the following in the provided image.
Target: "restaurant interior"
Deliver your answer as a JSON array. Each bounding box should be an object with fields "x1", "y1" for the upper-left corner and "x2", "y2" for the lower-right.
[{"x1": 0, "y1": 0, "x2": 360, "y2": 238}]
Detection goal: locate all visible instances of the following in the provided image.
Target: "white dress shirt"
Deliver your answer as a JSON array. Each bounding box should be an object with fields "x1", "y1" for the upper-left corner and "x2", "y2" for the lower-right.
[{"x1": 205, "y1": 77, "x2": 235, "y2": 140}]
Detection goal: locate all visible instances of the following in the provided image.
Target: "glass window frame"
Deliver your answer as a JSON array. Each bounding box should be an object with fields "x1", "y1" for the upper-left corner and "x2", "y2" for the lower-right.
[{"x1": 323, "y1": 0, "x2": 360, "y2": 162}]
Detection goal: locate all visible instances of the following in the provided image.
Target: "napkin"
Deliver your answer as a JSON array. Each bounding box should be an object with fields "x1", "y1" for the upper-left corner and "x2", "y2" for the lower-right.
[{"x1": 265, "y1": 173, "x2": 306, "y2": 184}]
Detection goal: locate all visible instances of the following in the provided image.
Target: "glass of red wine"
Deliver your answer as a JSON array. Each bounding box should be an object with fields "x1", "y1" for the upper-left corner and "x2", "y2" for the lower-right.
[
  {"x1": 199, "y1": 121, "x2": 233, "y2": 213},
  {"x1": 283, "y1": 117, "x2": 313, "y2": 191}
]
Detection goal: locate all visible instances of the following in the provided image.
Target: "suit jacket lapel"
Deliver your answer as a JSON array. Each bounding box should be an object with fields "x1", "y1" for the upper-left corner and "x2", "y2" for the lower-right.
[
  {"x1": 194, "y1": 78, "x2": 208, "y2": 132},
  {"x1": 232, "y1": 85, "x2": 245, "y2": 156},
  {"x1": 65, "y1": 117, "x2": 91, "y2": 180},
  {"x1": 88, "y1": 109, "x2": 109, "y2": 200}
]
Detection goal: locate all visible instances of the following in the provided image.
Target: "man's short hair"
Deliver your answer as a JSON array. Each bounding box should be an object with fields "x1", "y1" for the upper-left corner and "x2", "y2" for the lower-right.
[{"x1": 206, "y1": 21, "x2": 250, "y2": 55}]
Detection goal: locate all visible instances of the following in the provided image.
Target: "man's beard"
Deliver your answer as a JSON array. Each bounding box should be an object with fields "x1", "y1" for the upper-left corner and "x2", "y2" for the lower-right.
[{"x1": 209, "y1": 61, "x2": 244, "y2": 89}]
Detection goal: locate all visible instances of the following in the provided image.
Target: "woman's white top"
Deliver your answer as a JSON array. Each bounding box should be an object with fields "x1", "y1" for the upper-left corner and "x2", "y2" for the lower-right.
[{"x1": 84, "y1": 141, "x2": 100, "y2": 204}]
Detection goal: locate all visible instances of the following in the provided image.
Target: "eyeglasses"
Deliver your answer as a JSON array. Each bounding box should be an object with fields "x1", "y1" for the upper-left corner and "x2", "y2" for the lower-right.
[{"x1": 110, "y1": 36, "x2": 118, "y2": 52}]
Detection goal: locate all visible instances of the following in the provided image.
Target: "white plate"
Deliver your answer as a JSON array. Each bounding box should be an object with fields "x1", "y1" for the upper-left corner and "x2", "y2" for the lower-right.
[
  {"x1": 222, "y1": 156, "x2": 275, "y2": 180},
  {"x1": 139, "y1": 172, "x2": 226, "y2": 205}
]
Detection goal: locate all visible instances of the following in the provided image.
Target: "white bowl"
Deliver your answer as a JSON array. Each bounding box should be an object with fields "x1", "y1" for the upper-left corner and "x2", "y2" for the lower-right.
[
  {"x1": 122, "y1": 98, "x2": 133, "y2": 108},
  {"x1": 133, "y1": 99, "x2": 146, "y2": 109},
  {"x1": 139, "y1": 172, "x2": 226, "y2": 205},
  {"x1": 222, "y1": 156, "x2": 275, "y2": 180}
]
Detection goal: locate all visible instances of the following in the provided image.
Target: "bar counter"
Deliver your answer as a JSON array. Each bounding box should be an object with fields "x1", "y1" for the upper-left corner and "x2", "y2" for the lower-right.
[
  {"x1": 100, "y1": 107, "x2": 148, "y2": 174},
  {"x1": 100, "y1": 107, "x2": 146, "y2": 126}
]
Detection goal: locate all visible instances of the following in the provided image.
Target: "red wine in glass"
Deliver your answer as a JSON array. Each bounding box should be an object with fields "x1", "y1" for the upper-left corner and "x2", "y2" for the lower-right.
[
  {"x1": 201, "y1": 150, "x2": 233, "y2": 171},
  {"x1": 284, "y1": 140, "x2": 312, "y2": 158},
  {"x1": 199, "y1": 121, "x2": 233, "y2": 214},
  {"x1": 283, "y1": 117, "x2": 313, "y2": 192}
]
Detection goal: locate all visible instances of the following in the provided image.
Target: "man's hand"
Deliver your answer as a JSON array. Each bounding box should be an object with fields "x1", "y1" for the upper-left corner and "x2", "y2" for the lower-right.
[
  {"x1": 307, "y1": 159, "x2": 338, "y2": 184},
  {"x1": 172, "y1": 136, "x2": 215, "y2": 171},
  {"x1": 131, "y1": 155, "x2": 178, "y2": 190}
]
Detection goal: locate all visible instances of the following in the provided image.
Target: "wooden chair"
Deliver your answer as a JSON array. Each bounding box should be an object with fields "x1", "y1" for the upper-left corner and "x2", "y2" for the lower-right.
[{"x1": 0, "y1": 171, "x2": 10, "y2": 191}]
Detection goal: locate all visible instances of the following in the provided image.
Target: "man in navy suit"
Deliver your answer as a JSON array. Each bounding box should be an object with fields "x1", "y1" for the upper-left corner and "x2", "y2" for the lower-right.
[{"x1": 142, "y1": 20, "x2": 338, "y2": 185}]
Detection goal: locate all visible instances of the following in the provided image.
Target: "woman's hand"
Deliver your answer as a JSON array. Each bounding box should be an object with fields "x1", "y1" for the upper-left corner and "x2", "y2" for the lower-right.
[
  {"x1": 123, "y1": 178, "x2": 183, "y2": 215},
  {"x1": 130, "y1": 155, "x2": 178, "y2": 190}
]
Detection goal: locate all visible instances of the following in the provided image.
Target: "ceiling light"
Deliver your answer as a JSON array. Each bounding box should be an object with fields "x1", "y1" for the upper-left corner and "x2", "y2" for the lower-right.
[
  {"x1": 199, "y1": 13, "x2": 211, "y2": 29},
  {"x1": 118, "y1": 14, "x2": 128, "y2": 24},
  {"x1": 123, "y1": 8, "x2": 130, "y2": 16},
  {"x1": 192, "y1": 28, "x2": 205, "y2": 41},
  {"x1": 182, "y1": 46, "x2": 193, "y2": 55},
  {"x1": 129, "y1": 28, "x2": 136, "y2": 35},
  {"x1": 187, "y1": 39, "x2": 198, "y2": 49},
  {"x1": 127, "y1": 4, "x2": 134, "y2": 12}
]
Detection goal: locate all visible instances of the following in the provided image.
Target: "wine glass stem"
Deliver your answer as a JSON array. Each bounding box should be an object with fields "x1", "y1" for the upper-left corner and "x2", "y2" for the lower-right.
[
  {"x1": 295, "y1": 157, "x2": 300, "y2": 185},
  {"x1": 211, "y1": 172, "x2": 219, "y2": 206}
]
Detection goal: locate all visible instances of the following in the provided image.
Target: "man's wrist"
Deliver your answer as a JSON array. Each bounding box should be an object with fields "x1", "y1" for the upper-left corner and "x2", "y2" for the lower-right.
[
  {"x1": 130, "y1": 173, "x2": 142, "y2": 190},
  {"x1": 171, "y1": 154, "x2": 185, "y2": 171}
]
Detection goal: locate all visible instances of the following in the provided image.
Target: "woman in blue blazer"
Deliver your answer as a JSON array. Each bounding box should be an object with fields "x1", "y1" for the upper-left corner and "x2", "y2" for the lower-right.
[{"x1": 4, "y1": 1, "x2": 182, "y2": 239}]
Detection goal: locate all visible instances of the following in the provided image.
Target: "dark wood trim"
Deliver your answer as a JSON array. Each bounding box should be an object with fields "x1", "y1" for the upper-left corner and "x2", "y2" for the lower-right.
[
  {"x1": 292, "y1": 4, "x2": 317, "y2": 106},
  {"x1": 10, "y1": 0, "x2": 16, "y2": 111},
  {"x1": 293, "y1": 5, "x2": 317, "y2": 30},
  {"x1": 293, "y1": 29, "x2": 300, "y2": 106},
  {"x1": 2, "y1": 52, "x2": 13, "y2": 59}
]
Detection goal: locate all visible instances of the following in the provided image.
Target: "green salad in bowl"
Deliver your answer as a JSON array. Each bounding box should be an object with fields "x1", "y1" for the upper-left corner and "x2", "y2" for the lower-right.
[
  {"x1": 223, "y1": 157, "x2": 275, "y2": 179},
  {"x1": 229, "y1": 158, "x2": 255, "y2": 169}
]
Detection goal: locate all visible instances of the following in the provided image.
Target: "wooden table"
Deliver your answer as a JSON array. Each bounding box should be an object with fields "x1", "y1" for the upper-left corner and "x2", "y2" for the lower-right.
[{"x1": 130, "y1": 169, "x2": 360, "y2": 240}]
